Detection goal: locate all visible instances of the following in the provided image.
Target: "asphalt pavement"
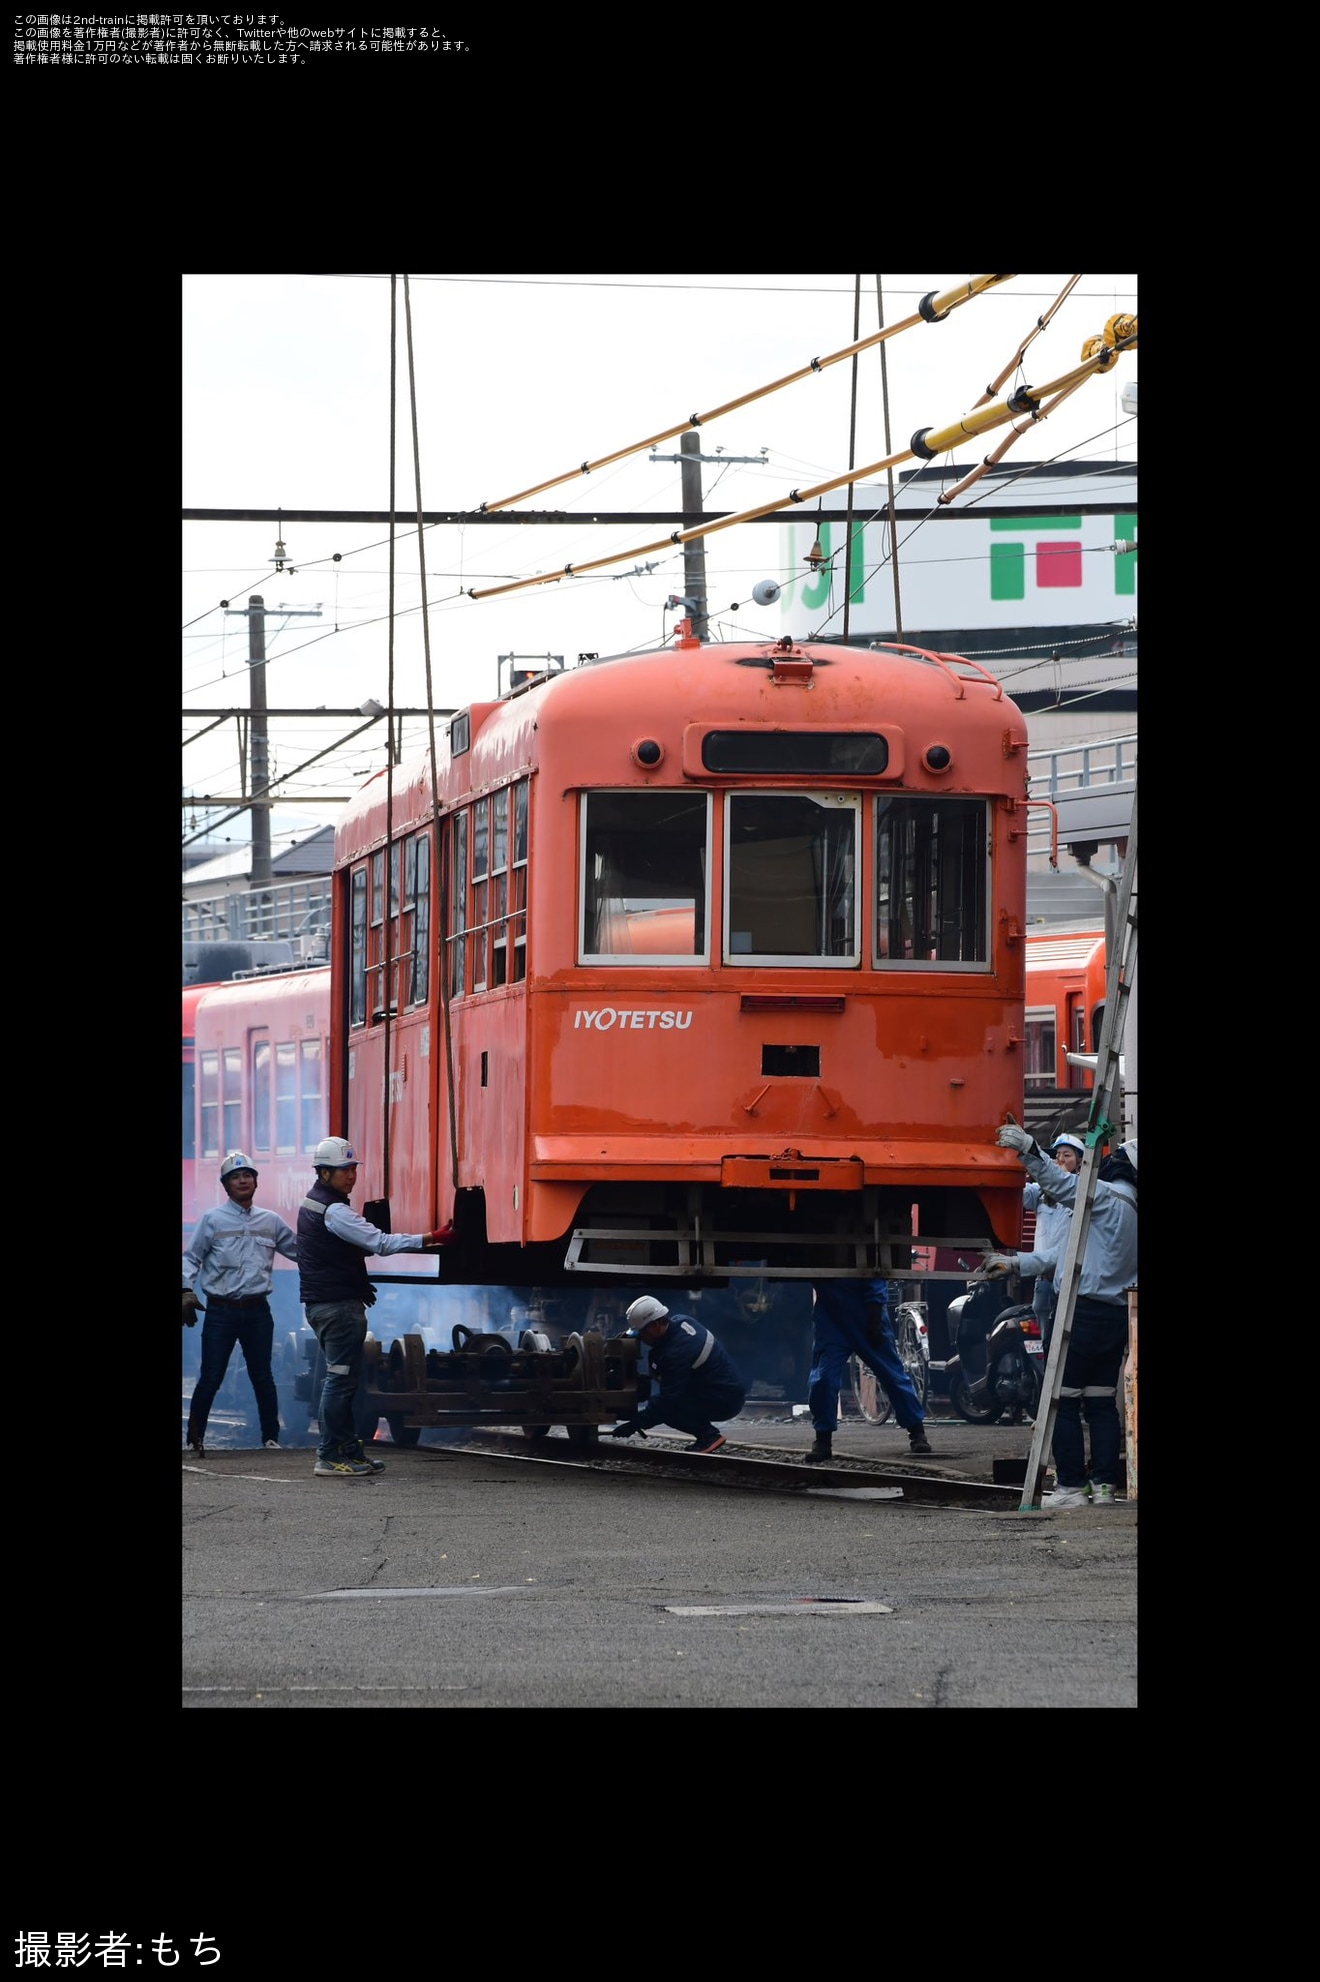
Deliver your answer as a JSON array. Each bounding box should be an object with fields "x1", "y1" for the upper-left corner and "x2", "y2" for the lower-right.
[{"x1": 182, "y1": 1402, "x2": 1137, "y2": 1709}]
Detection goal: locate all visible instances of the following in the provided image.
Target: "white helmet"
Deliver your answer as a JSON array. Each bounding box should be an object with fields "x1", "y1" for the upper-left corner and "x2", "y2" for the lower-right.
[
  {"x1": 219, "y1": 1151, "x2": 257, "y2": 1182},
  {"x1": 1118, "y1": 1139, "x2": 1137, "y2": 1172},
  {"x1": 313, "y1": 1135, "x2": 359, "y2": 1168},
  {"x1": 625, "y1": 1296, "x2": 670, "y2": 1329},
  {"x1": 1050, "y1": 1133, "x2": 1086, "y2": 1156}
]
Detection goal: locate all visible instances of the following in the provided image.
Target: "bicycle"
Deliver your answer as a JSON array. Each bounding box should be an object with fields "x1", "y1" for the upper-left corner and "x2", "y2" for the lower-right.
[{"x1": 847, "y1": 1302, "x2": 930, "y2": 1424}]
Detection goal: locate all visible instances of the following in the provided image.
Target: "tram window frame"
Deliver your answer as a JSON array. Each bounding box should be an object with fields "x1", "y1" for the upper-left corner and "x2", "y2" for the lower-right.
[
  {"x1": 1024, "y1": 1005, "x2": 1057, "y2": 1088},
  {"x1": 275, "y1": 1039, "x2": 298, "y2": 1152},
  {"x1": 223, "y1": 1047, "x2": 242, "y2": 1151},
  {"x1": 491, "y1": 786, "x2": 510, "y2": 988},
  {"x1": 471, "y1": 796, "x2": 489, "y2": 992},
  {"x1": 448, "y1": 811, "x2": 468, "y2": 998},
  {"x1": 199, "y1": 1050, "x2": 219, "y2": 1159},
  {"x1": 405, "y1": 830, "x2": 430, "y2": 1007},
  {"x1": 580, "y1": 789, "x2": 711, "y2": 965},
  {"x1": 300, "y1": 1034, "x2": 324, "y2": 1150},
  {"x1": 350, "y1": 866, "x2": 368, "y2": 1028},
  {"x1": 252, "y1": 1037, "x2": 272, "y2": 1154},
  {"x1": 183, "y1": 1057, "x2": 196, "y2": 1163},
  {"x1": 873, "y1": 795, "x2": 990, "y2": 971},
  {"x1": 366, "y1": 851, "x2": 386, "y2": 1021},
  {"x1": 511, "y1": 779, "x2": 528, "y2": 983},
  {"x1": 724, "y1": 790, "x2": 858, "y2": 967},
  {"x1": 386, "y1": 841, "x2": 402, "y2": 1015}
]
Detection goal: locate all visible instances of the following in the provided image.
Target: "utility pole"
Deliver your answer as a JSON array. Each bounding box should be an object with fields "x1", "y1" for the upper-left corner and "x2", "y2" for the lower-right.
[
  {"x1": 222, "y1": 593, "x2": 322, "y2": 885},
  {"x1": 649, "y1": 437, "x2": 767, "y2": 644}
]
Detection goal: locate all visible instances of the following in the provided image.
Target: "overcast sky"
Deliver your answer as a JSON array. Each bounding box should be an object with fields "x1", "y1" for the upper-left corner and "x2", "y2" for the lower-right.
[{"x1": 182, "y1": 273, "x2": 1137, "y2": 853}]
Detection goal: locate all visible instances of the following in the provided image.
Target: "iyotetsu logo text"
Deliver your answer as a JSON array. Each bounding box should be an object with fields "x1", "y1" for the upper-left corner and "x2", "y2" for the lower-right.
[{"x1": 574, "y1": 1008, "x2": 693, "y2": 1031}]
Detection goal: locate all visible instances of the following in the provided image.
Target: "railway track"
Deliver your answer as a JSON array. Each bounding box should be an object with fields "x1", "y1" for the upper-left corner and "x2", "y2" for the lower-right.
[{"x1": 402, "y1": 1424, "x2": 1020, "y2": 1508}]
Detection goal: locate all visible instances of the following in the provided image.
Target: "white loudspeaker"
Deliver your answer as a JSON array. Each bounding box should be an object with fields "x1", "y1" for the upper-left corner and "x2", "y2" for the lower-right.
[{"x1": 752, "y1": 579, "x2": 781, "y2": 606}]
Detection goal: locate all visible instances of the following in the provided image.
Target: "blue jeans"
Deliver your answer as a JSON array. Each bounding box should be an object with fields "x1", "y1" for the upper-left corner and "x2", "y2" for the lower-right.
[
  {"x1": 307, "y1": 1299, "x2": 369, "y2": 1461},
  {"x1": 809, "y1": 1325, "x2": 925, "y2": 1435},
  {"x1": 188, "y1": 1299, "x2": 280, "y2": 1446},
  {"x1": 1052, "y1": 1295, "x2": 1128, "y2": 1488}
]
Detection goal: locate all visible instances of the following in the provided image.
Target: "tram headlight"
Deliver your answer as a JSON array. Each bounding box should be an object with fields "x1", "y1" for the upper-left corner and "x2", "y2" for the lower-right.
[
  {"x1": 633, "y1": 739, "x2": 664, "y2": 768},
  {"x1": 922, "y1": 743, "x2": 953, "y2": 773}
]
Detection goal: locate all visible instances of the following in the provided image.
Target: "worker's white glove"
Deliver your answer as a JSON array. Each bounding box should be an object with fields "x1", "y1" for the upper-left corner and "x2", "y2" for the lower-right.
[
  {"x1": 996, "y1": 1123, "x2": 1035, "y2": 1156},
  {"x1": 979, "y1": 1252, "x2": 1017, "y2": 1280}
]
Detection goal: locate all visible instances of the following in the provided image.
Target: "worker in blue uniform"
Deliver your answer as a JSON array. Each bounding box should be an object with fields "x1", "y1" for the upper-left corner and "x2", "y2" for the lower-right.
[
  {"x1": 805, "y1": 1279, "x2": 932, "y2": 1464},
  {"x1": 608, "y1": 1296, "x2": 747, "y2": 1454}
]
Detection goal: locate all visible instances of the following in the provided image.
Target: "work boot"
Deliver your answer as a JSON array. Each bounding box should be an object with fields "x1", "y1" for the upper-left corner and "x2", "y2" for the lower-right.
[
  {"x1": 804, "y1": 1434, "x2": 833, "y2": 1465},
  {"x1": 908, "y1": 1425, "x2": 932, "y2": 1455}
]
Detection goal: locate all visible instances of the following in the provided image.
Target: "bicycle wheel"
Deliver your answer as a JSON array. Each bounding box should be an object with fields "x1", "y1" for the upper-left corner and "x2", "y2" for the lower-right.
[
  {"x1": 899, "y1": 1329, "x2": 929, "y2": 1409},
  {"x1": 891, "y1": 1305, "x2": 929, "y2": 1409},
  {"x1": 849, "y1": 1355, "x2": 894, "y2": 1425}
]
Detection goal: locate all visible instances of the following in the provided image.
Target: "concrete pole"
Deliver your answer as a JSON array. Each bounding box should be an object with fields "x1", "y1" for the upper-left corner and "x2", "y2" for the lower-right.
[
  {"x1": 679, "y1": 432, "x2": 710, "y2": 642},
  {"x1": 247, "y1": 594, "x2": 272, "y2": 886}
]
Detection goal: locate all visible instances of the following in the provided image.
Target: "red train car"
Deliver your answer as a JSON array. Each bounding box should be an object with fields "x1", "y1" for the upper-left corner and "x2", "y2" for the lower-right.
[
  {"x1": 328, "y1": 630, "x2": 1034, "y2": 1294},
  {"x1": 182, "y1": 983, "x2": 206, "y2": 1251},
  {"x1": 1023, "y1": 926, "x2": 1107, "y2": 1095},
  {"x1": 189, "y1": 966, "x2": 333, "y2": 1329}
]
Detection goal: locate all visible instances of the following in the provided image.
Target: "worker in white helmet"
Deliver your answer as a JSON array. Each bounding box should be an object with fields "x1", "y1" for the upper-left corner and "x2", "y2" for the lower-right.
[
  {"x1": 183, "y1": 1152, "x2": 298, "y2": 1459},
  {"x1": 1023, "y1": 1132, "x2": 1086, "y2": 1345},
  {"x1": 608, "y1": 1296, "x2": 747, "y2": 1454},
  {"x1": 986, "y1": 1127, "x2": 1137, "y2": 1508},
  {"x1": 297, "y1": 1136, "x2": 455, "y2": 1479}
]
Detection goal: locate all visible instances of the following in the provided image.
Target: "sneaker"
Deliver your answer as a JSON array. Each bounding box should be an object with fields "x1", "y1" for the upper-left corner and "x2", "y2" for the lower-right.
[
  {"x1": 1042, "y1": 1483, "x2": 1090, "y2": 1509},
  {"x1": 348, "y1": 1440, "x2": 386, "y2": 1473},
  {"x1": 908, "y1": 1426, "x2": 932, "y2": 1455},
  {"x1": 690, "y1": 1433, "x2": 727, "y2": 1454},
  {"x1": 264, "y1": 1439, "x2": 281, "y2": 1451},
  {"x1": 804, "y1": 1436, "x2": 833, "y2": 1465},
  {"x1": 184, "y1": 1438, "x2": 206, "y2": 1459},
  {"x1": 1090, "y1": 1481, "x2": 1118, "y2": 1505},
  {"x1": 314, "y1": 1454, "x2": 375, "y2": 1478}
]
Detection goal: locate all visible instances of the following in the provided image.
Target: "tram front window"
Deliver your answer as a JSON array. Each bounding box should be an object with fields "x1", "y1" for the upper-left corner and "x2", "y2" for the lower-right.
[
  {"x1": 725, "y1": 792, "x2": 858, "y2": 964},
  {"x1": 581, "y1": 790, "x2": 709, "y2": 961}
]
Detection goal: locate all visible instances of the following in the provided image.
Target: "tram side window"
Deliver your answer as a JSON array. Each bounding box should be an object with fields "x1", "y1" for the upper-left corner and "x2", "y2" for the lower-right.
[
  {"x1": 511, "y1": 779, "x2": 528, "y2": 982},
  {"x1": 365, "y1": 851, "x2": 386, "y2": 1019},
  {"x1": 875, "y1": 796, "x2": 988, "y2": 968},
  {"x1": 183, "y1": 1058, "x2": 196, "y2": 1162},
  {"x1": 276, "y1": 1040, "x2": 297, "y2": 1152},
  {"x1": 253, "y1": 1038, "x2": 272, "y2": 1153},
  {"x1": 386, "y1": 842, "x2": 403, "y2": 1014},
  {"x1": 200, "y1": 1050, "x2": 219, "y2": 1158},
  {"x1": 471, "y1": 797, "x2": 489, "y2": 991},
  {"x1": 449, "y1": 811, "x2": 468, "y2": 997},
  {"x1": 1024, "y1": 1006, "x2": 1057, "y2": 1088},
  {"x1": 301, "y1": 1035, "x2": 324, "y2": 1150},
  {"x1": 351, "y1": 866, "x2": 367, "y2": 1027},
  {"x1": 490, "y1": 787, "x2": 510, "y2": 987},
  {"x1": 726, "y1": 792, "x2": 857, "y2": 963},
  {"x1": 223, "y1": 1047, "x2": 242, "y2": 1151},
  {"x1": 581, "y1": 790, "x2": 709, "y2": 962},
  {"x1": 405, "y1": 831, "x2": 430, "y2": 1006}
]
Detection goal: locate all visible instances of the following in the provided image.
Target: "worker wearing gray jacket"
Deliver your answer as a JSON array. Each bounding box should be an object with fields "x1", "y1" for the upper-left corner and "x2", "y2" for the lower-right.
[
  {"x1": 1022, "y1": 1131, "x2": 1085, "y2": 1343},
  {"x1": 982, "y1": 1129, "x2": 1137, "y2": 1508}
]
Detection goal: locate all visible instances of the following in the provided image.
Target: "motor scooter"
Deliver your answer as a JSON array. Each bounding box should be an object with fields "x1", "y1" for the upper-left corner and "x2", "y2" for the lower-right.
[{"x1": 944, "y1": 1265, "x2": 1044, "y2": 1425}]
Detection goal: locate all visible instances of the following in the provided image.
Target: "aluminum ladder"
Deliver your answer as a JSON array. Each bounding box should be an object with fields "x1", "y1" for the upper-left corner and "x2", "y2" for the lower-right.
[{"x1": 1019, "y1": 779, "x2": 1138, "y2": 1509}]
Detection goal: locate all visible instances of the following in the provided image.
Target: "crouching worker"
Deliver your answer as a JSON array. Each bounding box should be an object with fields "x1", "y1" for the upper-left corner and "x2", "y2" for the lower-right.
[
  {"x1": 805, "y1": 1279, "x2": 932, "y2": 1464},
  {"x1": 298, "y1": 1136, "x2": 454, "y2": 1479},
  {"x1": 609, "y1": 1297, "x2": 747, "y2": 1454}
]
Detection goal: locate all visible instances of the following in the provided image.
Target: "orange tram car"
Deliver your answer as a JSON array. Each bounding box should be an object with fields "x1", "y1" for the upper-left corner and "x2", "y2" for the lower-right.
[
  {"x1": 329, "y1": 627, "x2": 1037, "y2": 1319},
  {"x1": 180, "y1": 630, "x2": 1074, "y2": 1426}
]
